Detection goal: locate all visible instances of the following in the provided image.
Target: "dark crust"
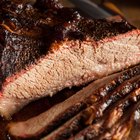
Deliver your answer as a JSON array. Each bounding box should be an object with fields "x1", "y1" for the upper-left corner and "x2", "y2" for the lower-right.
[
  {"x1": 1, "y1": 31, "x2": 45, "y2": 80},
  {"x1": 34, "y1": 0, "x2": 63, "y2": 10},
  {"x1": 72, "y1": 100, "x2": 140, "y2": 140},
  {"x1": 0, "y1": 1, "x2": 49, "y2": 89},
  {"x1": 53, "y1": 17, "x2": 135, "y2": 42},
  {"x1": 40, "y1": 102, "x2": 86, "y2": 139}
]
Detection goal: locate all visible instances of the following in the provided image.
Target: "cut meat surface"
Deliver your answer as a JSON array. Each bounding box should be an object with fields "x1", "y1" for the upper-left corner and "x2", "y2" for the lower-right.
[
  {"x1": 42, "y1": 76, "x2": 140, "y2": 140},
  {"x1": 8, "y1": 65, "x2": 140, "y2": 139},
  {"x1": 8, "y1": 73, "x2": 120, "y2": 138},
  {"x1": 0, "y1": 0, "x2": 77, "y2": 87},
  {"x1": 0, "y1": 0, "x2": 140, "y2": 119},
  {"x1": 1, "y1": 28, "x2": 140, "y2": 118}
]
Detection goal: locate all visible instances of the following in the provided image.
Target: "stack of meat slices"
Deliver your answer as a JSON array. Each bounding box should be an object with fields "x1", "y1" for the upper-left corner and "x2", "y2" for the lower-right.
[
  {"x1": 0, "y1": 0, "x2": 140, "y2": 139},
  {"x1": 8, "y1": 64, "x2": 140, "y2": 140}
]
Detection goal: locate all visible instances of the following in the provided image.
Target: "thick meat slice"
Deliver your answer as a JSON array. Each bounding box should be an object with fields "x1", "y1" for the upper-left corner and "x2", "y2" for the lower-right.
[
  {"x1": 0, "y1": 0, "x2": 68, "y2": 86},
  {"x1": 0, "y1": 15, "x2": 140, "y2": 118},
  {"x1": 0, "y1": 0, "x2": 82, "y2": 118},
  {"x1": 0, "y1": 0, "x2": 82, "y2": 86},
  {"x1": 8, "y1": 65, "x2": 140, "y2": 138},
  {"x1": 7, "y1": 74, "x2": 119, "y2": 138}
]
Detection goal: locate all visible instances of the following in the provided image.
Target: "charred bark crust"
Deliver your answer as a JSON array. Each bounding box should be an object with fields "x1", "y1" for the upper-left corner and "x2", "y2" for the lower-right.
[{"x1": 0, "y1": 0, "x2": 136, "y2": 90}]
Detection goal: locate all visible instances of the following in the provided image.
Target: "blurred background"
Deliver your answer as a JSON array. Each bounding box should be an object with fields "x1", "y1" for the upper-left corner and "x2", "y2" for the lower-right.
[
  {"x1": 98, "y1": 0, "x2": 140, "y2": 28},
  {"x1": 61, "y1": 0, "x2": 140, "y2": 28}
]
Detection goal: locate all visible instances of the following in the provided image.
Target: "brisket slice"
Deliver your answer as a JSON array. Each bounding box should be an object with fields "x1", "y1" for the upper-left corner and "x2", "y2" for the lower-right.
[
  {"x1": 97, "y1": 89, "x2": 140, "y2": 140},
  {"x1": 128, "y1": 108, "x2": 140, "y2": 140},
  {"x1": 8, "y1": 65, "x2": 140, "y2": 138},
  {"x1": 41, "y1": 76, "x2": 140, "y2": 140},
  {"x1": 0, "y1": 1, "x2": 82, "y2": 118},
  {"x1": 1, "y1": 17, "x2": 140, "y2": 118},
  {"x1": 0, "y1": 0, "x2": 84, "y2": 85},
  {"x1": 70, "y1": 88, "x2": 140, "y2": 140},
  {"x1": 0, "y1": 1, "x2": 140, "y2": 119},
  {"x1": 0, "y1": 0, "x2": 77, "y2": 86}
]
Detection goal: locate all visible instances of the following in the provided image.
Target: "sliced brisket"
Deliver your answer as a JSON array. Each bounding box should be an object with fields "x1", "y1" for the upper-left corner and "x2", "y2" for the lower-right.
[
  {"x1": 0, "y1": 1, "x2": 46, "y2": 82},
  {"x1": 8, "y1": 65, "x2": 140, "y2": 138},
  {"x1": 97, "y1": 90, "x2": 140, "y2": 140},
  {"x1": 42, "y1": 76, "x2": 140, "y2": 140},
  {"x1": 71, "y1": 84, "x2": 140, "y2": 140},
  {"x1": 0, "y1": 0, "x2": 75, "y2": 86},
  {"x1": 0, "y1": 0, "x2": 140, "y2": 119}
]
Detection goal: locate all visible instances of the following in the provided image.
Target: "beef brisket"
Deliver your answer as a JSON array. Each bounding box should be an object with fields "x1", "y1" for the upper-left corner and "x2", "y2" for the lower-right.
[
  {"x1": 0, "y1": 1, "x2": 45, "y2": 80},
  {"x1": 69, "y1": 88, "x2": 140, "y2": 140},
  {"x1": 0, "y1": 0, "x2": 140, "y2": 119},
  {"x1": 0, "y1": 0, "x2": 83, "y2": 85},
  {"x1": 42, "y1": 76, "x2": 140, "y2": 140},
  {"x1": 8, "y1": 65, "x2": 140, "y2": 139}
]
